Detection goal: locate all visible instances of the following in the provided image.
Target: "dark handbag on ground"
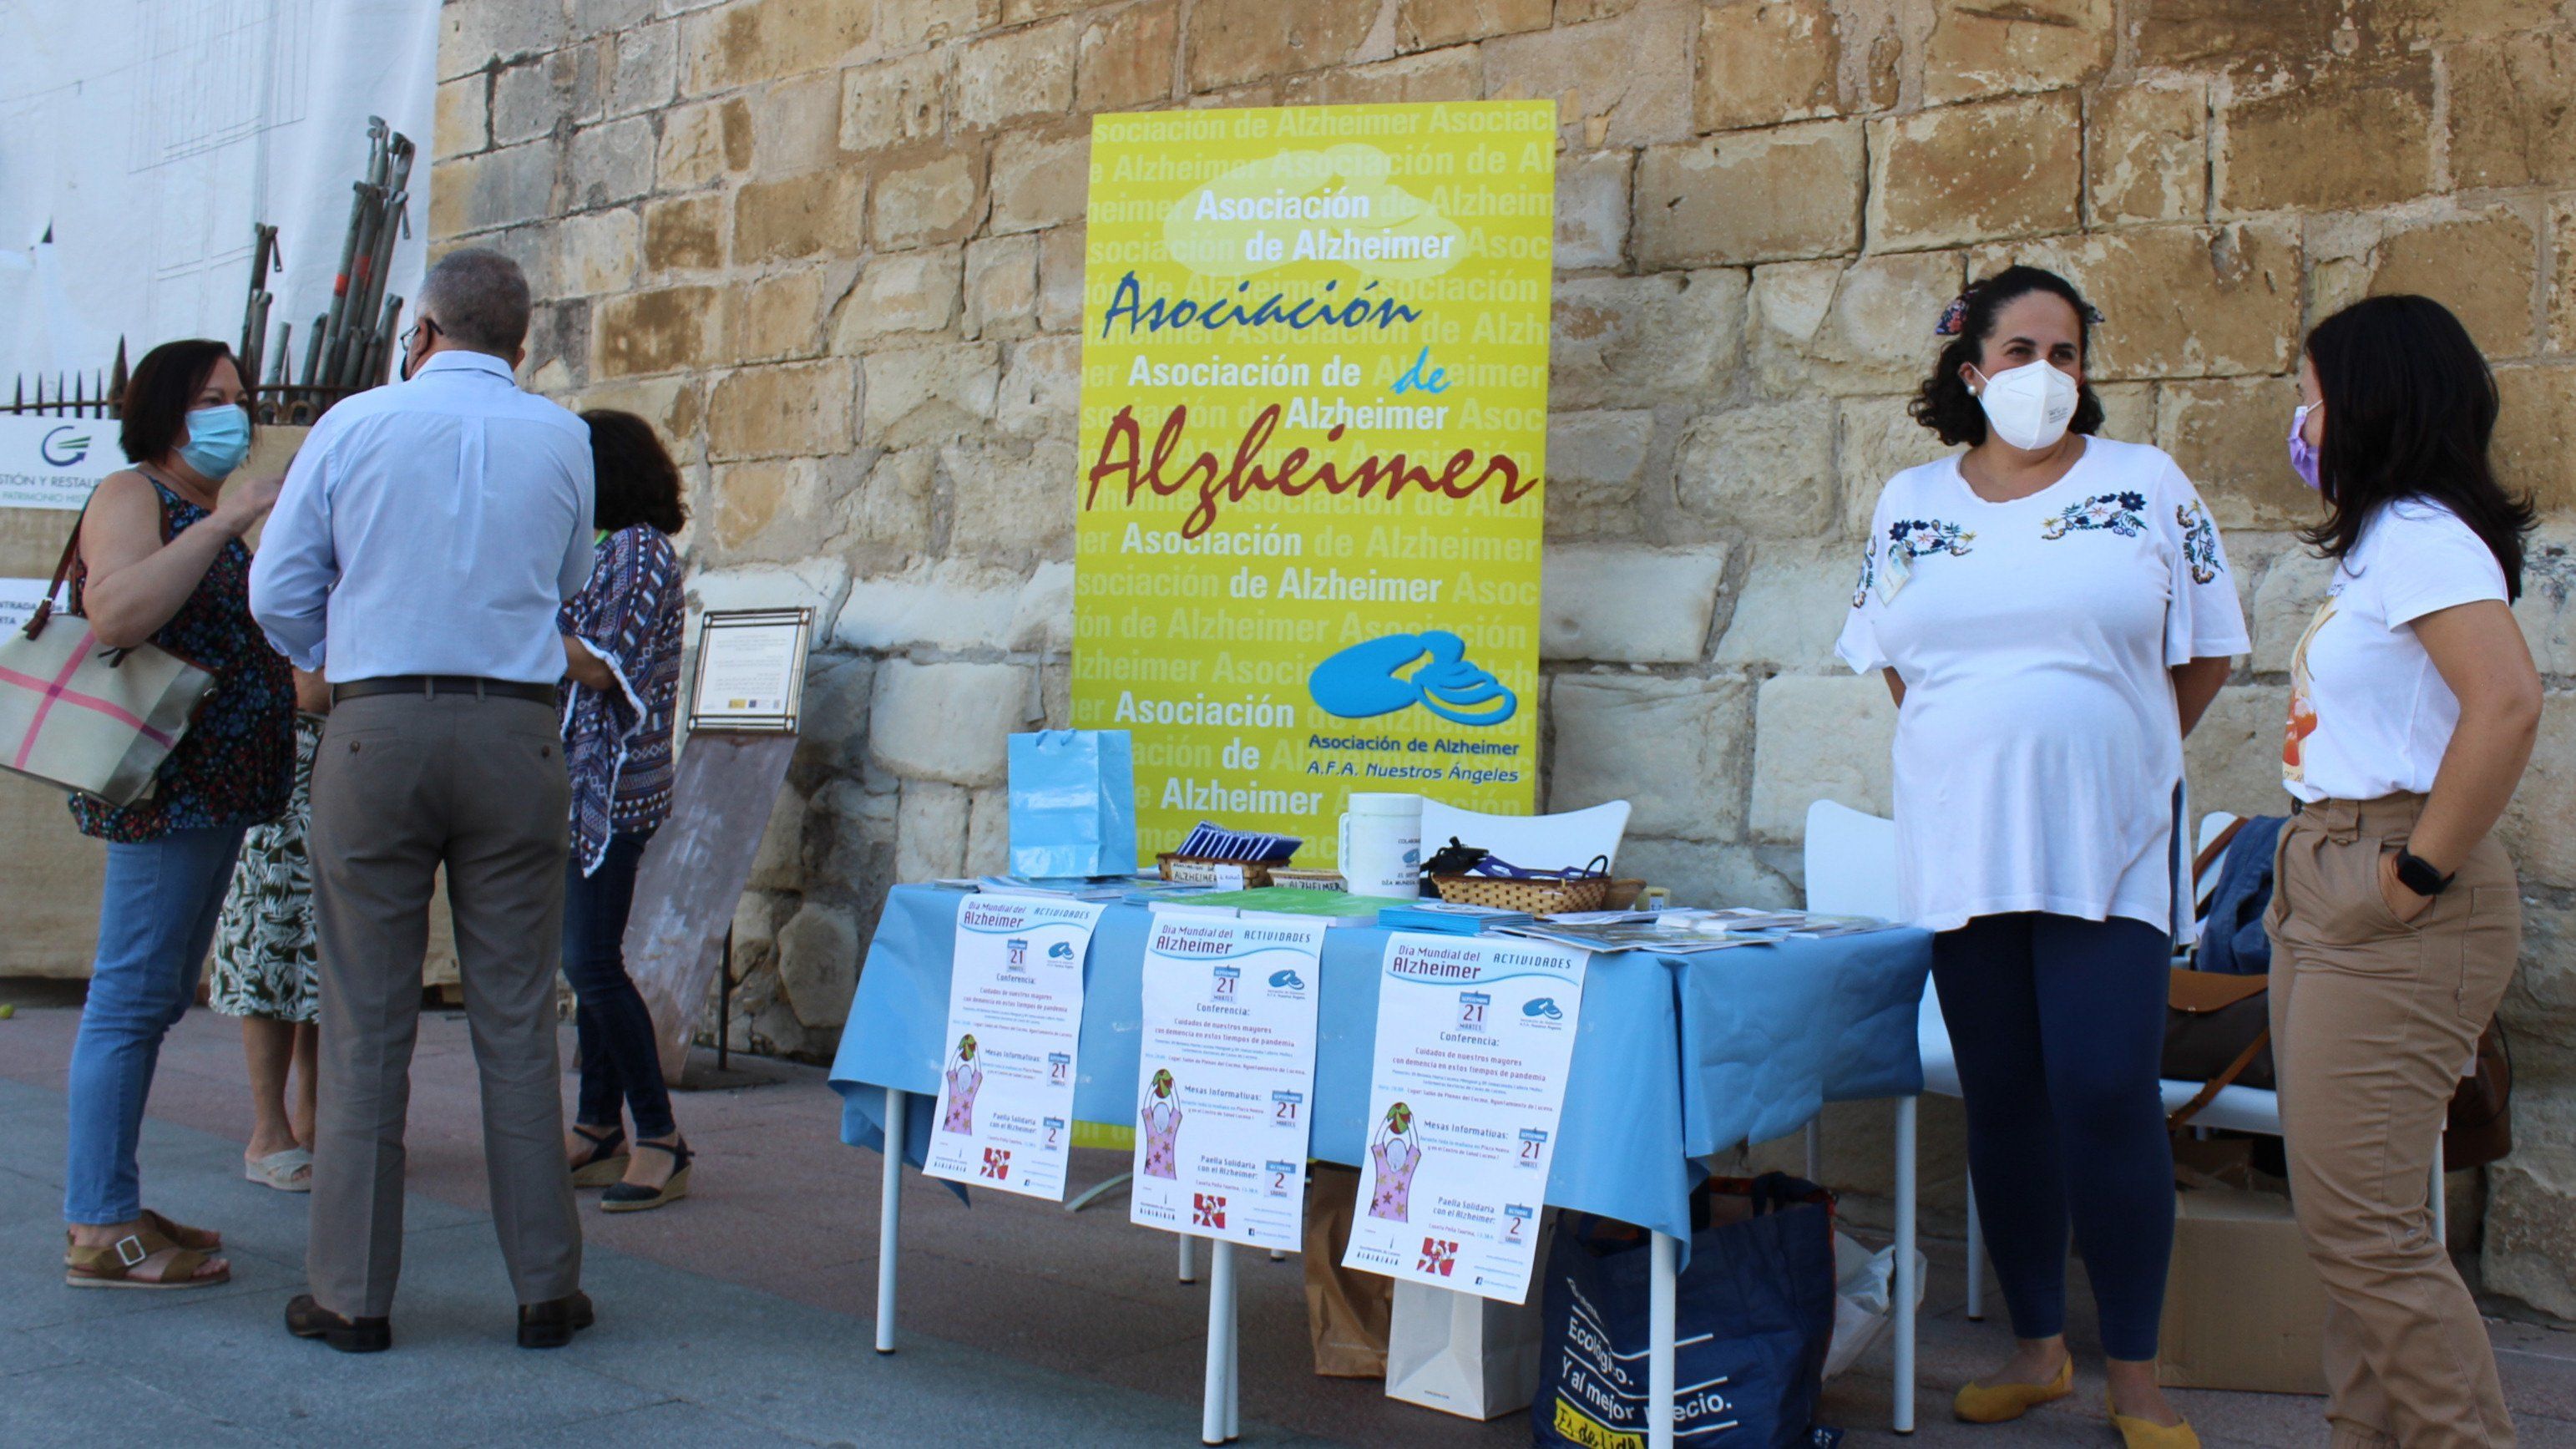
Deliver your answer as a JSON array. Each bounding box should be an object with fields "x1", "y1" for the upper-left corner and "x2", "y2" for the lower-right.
[
  {"x1": 1531, "y1": 1173, "x2": 1841, "y2": 1449},
  {"x1": 2445, "y1": 1022, "x2": 2513, "y2": 1172}
]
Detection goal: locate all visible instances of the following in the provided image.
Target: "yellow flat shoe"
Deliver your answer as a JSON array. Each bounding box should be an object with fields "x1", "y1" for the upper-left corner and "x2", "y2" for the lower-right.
[
  {"x1": 2110, "y1": 1393, "x2": 2199, "y2": 1449},
  {"x1": 1953, "y1": 1354, "x2": 2072, "y2": 1423}
]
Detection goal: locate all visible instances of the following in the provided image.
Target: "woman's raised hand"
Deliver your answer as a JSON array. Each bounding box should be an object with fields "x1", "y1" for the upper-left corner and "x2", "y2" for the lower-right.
[{"x1": 212, "y1": 474, "x2": 284, "y2": 536}]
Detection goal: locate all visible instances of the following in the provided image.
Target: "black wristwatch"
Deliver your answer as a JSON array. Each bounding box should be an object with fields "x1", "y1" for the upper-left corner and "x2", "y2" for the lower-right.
[{"x1": 2394, "y1": 850, "x2": 2455, "y2": 898}]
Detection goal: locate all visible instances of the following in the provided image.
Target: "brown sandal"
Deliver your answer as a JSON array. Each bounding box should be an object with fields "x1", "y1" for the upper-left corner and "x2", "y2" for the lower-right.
[
  {"x1": 63, "y1": 1210, "x2": 220, "y2": 1266},
  {"x1": 141, "y1": 1209, "x2": 220, "y2": 1252},
  {"x1": 65, "y1": 1224, "x2": 230, "y2": 1290}
]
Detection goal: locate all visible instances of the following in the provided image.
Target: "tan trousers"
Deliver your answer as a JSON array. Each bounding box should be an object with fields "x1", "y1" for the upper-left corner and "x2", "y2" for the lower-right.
[
  {"x1": 2269, "y1": 793, "x2": 2521, "y2": 1449},
  {"x1": 306, "y1": 689, "x2": 580, "y2": 1318}
]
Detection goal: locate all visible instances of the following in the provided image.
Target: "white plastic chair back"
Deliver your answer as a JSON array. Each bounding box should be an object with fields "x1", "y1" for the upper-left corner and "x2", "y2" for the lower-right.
[
  {"x1": 1801, "y1": 800, "x2": 1901, "y2": 921},
  {"x1": 1419, "y1": 798, "x2": 1630, "y2": 873},
  {"x1": 1802, "y1": 801, "x2": 1962, "y2": 1095}
]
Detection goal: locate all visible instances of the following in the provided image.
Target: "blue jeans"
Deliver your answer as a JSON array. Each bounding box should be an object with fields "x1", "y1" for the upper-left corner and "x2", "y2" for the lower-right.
[
  {"x1": 1931, "y1": 911, "x2": 2176, "y2": 1361},
  {"x1": 65, "y1": 824, "x2": 248, "y2": 1224},
  {"x1": 561, "y1": 831, "x2": 675, "y2": 1142}
]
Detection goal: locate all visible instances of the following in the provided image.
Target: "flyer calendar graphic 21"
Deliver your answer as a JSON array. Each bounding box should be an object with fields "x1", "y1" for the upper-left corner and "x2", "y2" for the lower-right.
[
  {"x1": 924, "y1": 895, "x2": 1109, "y2": 1201},
  {"x1": 1129, "y1": 913, "x2": 1328, "y2": 1252},
  {"x1": 1342, "y1": 933, "x2": 1588, "y2": 1304}
]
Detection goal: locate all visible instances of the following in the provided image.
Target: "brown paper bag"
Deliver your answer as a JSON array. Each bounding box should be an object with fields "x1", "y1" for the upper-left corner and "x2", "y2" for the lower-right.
[{"x1": 1303, "y1": 1163, "x2": 1392, "y2": 1377}]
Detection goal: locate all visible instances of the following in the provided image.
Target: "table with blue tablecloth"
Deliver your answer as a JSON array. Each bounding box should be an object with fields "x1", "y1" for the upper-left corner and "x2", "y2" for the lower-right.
[{"x1": 830, "y1": 884, "x2": 1935, "y2": 1446}]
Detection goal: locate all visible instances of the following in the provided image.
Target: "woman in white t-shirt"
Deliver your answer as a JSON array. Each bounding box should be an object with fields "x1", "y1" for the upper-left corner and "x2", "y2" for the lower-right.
[
  {"x1": 1838, "y1": 266, "x2": 2247, "y2": 1448},
  {"x1": 2269, "y1": 295, "x2": 2541, "y2": 1449}
]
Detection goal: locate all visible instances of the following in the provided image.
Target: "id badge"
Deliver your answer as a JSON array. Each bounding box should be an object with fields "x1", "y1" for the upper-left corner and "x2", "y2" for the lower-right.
[{"x1": 1876, "y1": 546, "x2": 1912, "y2": 605}]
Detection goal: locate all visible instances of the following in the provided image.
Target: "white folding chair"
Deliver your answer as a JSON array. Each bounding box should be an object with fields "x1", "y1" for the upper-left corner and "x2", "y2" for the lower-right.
[{"x1": 1419, "y1": 798, "x2": 1631, "y2": 873}]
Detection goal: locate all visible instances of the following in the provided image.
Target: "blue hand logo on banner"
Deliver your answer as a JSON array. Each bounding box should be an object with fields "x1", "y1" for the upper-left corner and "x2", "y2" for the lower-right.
[{"x1": 1308, "y1": 630, "x2": 1516, "y2": 727}]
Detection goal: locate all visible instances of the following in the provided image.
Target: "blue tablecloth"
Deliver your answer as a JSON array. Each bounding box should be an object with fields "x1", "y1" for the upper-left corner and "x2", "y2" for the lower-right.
[{"x1": 831, "y1": 886, "x2": 1931, "y2": 1248}]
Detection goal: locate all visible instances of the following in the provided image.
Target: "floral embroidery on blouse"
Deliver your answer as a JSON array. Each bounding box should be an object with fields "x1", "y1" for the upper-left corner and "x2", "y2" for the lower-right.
[
  {"x1": 557, "y1": 525, "x2": 685, "y2": 875},
  {"x1": 2040, "y1": 490, "x2": 2150, "y2": 540},
  {"x1": 1850, "y1": 533, "x2": 1880, "y2": 609},
  {"x1": 2177, "y1": 500, "x2": 2222, "y2": 584},
  {"x1": 67, "y1": 478, "x2": 293, "y2": 843},
  {"x1": 1888, "y1": 519, "x2": 1976, "y2": 560}
]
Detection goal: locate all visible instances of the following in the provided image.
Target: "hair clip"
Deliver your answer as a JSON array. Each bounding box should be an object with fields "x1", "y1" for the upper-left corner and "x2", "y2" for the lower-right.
[{"x1": 1933, "y1": 290, "x2": 2106, "y2": 337}]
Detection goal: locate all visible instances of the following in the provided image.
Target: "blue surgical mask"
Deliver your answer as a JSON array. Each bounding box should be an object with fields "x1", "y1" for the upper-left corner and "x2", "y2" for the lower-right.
[{"x1": 176, "y1": 404, "x2": 251, "y2": 481}]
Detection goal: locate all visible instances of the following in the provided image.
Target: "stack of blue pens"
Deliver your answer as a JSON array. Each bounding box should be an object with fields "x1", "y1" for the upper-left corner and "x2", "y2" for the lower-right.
[{"x1": 1175, "y1": 821, "x2": 1302, "y2": 863}]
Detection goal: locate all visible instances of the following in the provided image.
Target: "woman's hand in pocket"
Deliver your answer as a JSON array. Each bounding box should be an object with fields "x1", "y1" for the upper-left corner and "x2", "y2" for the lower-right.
[{"x1": 2379, "y1": 850, "x2": 2434, "y2": 925}]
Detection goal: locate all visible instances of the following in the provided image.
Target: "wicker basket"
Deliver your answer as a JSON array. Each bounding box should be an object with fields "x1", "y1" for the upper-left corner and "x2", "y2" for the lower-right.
[
  {"x1": 1157, "y1": 853, "x2": 1276, "y2": 887},
  {"x1": 1431, "y1": 872, "x2": 1612, "y2": 914}
]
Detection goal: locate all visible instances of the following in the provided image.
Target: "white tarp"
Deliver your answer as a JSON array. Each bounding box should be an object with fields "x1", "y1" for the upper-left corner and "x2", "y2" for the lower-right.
[{"x1": 0, "y1": 0, "x2": 441, "y2": 384}]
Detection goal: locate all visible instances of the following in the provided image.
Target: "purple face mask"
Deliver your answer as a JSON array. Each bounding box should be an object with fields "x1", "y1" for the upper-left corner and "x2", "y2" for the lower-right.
[{"x1": 2288, "y1": 403, "x2": 2321, "y2": 491}]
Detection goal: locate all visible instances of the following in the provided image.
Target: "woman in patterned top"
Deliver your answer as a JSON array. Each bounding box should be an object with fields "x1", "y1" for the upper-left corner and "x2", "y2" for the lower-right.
[
  {"x1": 60, "y1": 340, "x2": 294, "y2": 1290},
  {"x1": 557, "y1": 409, "x2": 691, "y2": 1213},
  {"x1": 1838, "y1": 268, "x2": 2247, "y2": 1447},
  {"x1": 208, "y1": 666, "x2": 330, "y2": 1192}
]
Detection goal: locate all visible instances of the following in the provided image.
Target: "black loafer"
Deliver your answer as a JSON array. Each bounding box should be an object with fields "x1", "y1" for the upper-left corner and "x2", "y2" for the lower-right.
[
  {"x1": 518, "y1": 1290, "x2": 595, "y2": 1349},
  {"x1": 285, "y1": 1294, "x2": 392, "y2": 1353}
]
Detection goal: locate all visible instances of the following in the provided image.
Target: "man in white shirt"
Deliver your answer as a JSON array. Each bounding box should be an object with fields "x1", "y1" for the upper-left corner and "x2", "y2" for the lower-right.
[{"x1": 249, "y1": 248, "x2": 597, "y2": 1353}]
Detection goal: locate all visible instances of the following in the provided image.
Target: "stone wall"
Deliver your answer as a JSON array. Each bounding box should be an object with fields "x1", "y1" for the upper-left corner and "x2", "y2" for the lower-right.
[{"x1": 429, "y1": 0, "x2": 2576, "y2": 1314}]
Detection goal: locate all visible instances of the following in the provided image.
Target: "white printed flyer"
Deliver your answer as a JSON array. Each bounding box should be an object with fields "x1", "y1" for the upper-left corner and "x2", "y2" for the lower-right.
[
  {"x1": 1129, "y1": 912, "x2": 1328, "y2": 1252},
  {"x1": 924, "y1": 894, "x2": 1109, "y2": 1201},
  {"x1": 1342, "y1": 932, "x2": 1589, "y2": 1304}
]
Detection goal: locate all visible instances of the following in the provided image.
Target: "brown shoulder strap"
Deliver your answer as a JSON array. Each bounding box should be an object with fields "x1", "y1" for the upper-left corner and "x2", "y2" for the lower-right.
[
  {"x1": 2167, "y1": 1026, "x2": 2271, "y2": 1133},
  {"x1": 21, "y1": 508, "x2": 85, "y2": 640}
]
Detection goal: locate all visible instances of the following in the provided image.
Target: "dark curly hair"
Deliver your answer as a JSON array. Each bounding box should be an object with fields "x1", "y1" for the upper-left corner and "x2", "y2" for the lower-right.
[
  {"x1": 1908, "y1": 265, "x2": 2106, "y2": 448},
  {"x1": 2302, "y1": 295, "x2": 2533, "y2": 601},
  {"x1": 583, "y1": 408, "x2": 688, "y2": 535}
]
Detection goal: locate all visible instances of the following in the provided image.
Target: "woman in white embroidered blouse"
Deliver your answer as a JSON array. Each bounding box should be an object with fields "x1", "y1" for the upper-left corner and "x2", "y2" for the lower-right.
[{"x1": 1836, "y1": 266, "x2": 2247, "y2": 1447}]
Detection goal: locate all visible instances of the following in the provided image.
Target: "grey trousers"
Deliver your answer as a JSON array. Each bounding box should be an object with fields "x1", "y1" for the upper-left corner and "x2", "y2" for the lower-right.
[{"x1": 306, "y1": 689, "x2": 579, "y2": 1316}]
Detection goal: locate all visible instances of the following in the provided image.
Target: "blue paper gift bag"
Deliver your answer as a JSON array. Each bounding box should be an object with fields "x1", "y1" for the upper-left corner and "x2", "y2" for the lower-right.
[{"x1": 1007, "y1": 730, "x2": 1138, "y2": 879}]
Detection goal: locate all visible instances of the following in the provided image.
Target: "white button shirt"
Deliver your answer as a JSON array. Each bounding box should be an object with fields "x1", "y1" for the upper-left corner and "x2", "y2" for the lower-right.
[{"x1": 250, "y1": 351, "x2": 595, "y2": 685}]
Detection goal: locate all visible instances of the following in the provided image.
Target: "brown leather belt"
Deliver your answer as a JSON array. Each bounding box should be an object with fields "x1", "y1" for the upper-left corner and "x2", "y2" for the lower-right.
[{"x1": 332, "y1": 675, "x2": 558, "y2": 707}]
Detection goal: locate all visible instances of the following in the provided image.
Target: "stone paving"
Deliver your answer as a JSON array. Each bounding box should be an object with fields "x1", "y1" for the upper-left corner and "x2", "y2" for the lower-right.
[{"x1": 3, "y1": 999, "x2": 2572, "y2": 1447}]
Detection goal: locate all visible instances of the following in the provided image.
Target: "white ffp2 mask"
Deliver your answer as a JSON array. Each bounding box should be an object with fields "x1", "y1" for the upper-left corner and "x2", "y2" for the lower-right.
[{"x1": 1970, "y1": 359, "x2": 2079, "y2": 450}]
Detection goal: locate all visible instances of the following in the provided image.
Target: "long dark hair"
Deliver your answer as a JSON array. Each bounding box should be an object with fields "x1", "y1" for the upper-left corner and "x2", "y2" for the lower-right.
[
  {"x1": 583, "y1": 408, "x2": 687, "y2": 535},
  {"x1": 2302, "y1": 295, "x2": 2533, "y2": 600},
  {"x1": 1909, "y1": 265, "x2": 2108, "y2": 448},
  {"x1": 120, "y1": 339, "x2": 244, "y2": 465}
]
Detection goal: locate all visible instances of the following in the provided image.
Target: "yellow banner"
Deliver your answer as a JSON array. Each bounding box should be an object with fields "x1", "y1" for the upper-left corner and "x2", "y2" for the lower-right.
[{"x1": 1071, "y1": 102, "x2": 1556, "y2": 865}]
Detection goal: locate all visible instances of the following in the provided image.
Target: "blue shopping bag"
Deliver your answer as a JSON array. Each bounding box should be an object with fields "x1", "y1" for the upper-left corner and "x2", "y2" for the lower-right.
[
  {"x1": 1006, "y1": 730, "x2": 1138, "y2": 879},
  {"x1": 1532, "y1": 1174, "x2": 1840, "y2": 1449}
]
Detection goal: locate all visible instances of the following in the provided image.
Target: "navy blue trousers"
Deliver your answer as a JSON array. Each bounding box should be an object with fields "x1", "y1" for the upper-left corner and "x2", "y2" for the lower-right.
[
  {"x1": 1931, "y1": 912, "x2": 2174, "y2": 1360},
  {"x1": 561, "y1": 830, "x2": 676, "y2": 1142}
]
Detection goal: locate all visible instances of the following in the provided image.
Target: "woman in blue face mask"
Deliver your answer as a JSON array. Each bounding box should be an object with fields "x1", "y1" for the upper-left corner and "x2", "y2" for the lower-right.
[{"x1": 57, "y1": 339, "x2": 295, "y2": 1291}]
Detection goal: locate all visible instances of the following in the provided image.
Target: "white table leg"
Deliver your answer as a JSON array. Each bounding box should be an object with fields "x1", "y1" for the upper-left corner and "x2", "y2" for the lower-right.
[
  {"x1": 1650, "y1": 1230, "x2": 1678, "y2": 1449},
  {"x1": 1202, "y1": 1239, "x2": 1237, "y2": 1445},
  {"x1": 1894, "y1": 1095, "x2": 1918, "y2": 1435},
  {"x1": 1225, "y1": 1242, "x2": 1242, "y2": 1441},
  {"x1": 876, "y1": 1086, "x2": 905, "y2": 1355},
  {"x1": 1964, "y1": 1178, "x2": 1984, "y2": 1321},
  {"x1": 1179, "y1": 1233, "x2": 1197, "y2": 1284}
]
